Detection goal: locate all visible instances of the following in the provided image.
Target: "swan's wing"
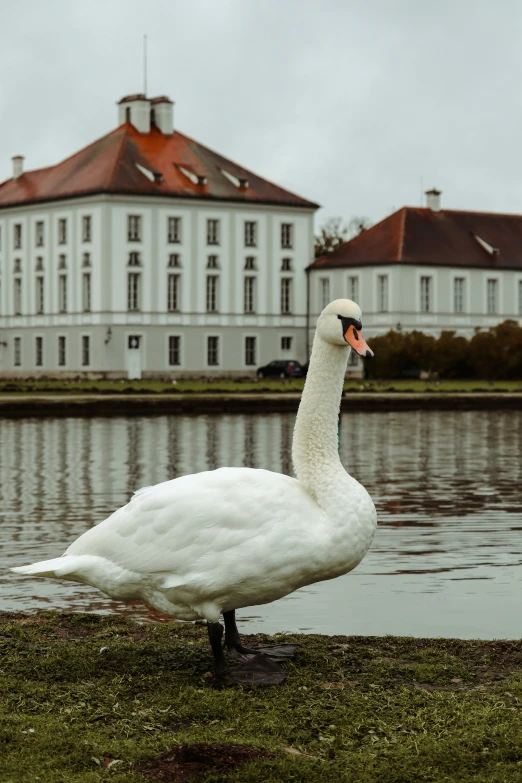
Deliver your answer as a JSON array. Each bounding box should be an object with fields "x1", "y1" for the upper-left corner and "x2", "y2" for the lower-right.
[{"x1": 66, "y1": 468, "x2": 325, "y2": 580}]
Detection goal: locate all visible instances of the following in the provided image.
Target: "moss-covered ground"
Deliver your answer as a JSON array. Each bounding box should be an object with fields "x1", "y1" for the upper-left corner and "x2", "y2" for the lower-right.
[
  {"x1": 0, "y1": 613, "x2": 521, "y2": 782},
  {"x1": 1, "y1": 378, "x2": 522, "y2": 395}
]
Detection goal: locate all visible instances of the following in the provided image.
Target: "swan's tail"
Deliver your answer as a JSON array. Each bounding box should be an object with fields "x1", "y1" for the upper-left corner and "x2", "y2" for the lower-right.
[{"x1": 11, "y1": 555, "x2": 89, "y2": 580}]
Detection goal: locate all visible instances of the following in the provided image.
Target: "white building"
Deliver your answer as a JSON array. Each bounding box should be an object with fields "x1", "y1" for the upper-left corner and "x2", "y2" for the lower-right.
[
  {"x1": 309, "y1": 189, "x2": 522, "y2": 370},
  {"x1": 0, "y1": 93, "x2": 318, "y2": 378}
]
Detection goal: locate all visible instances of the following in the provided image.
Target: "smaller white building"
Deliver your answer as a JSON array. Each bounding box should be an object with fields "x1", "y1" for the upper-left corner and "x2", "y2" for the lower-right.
[
  {"x1": 0, "y1": 93, "x2": 318, "y2": 377},
  {"x1": 309, "y1": 190, "x2": 522, "y2": 370}
]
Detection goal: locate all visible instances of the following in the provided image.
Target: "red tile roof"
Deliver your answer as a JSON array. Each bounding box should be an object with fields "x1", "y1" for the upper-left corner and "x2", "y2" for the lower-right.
[
  {"x1": 311, "y1": 207, "x2": 522, "y2": 270},
  {"x1": 0, "y1": 124, "x2": 319, "y2": 210}
]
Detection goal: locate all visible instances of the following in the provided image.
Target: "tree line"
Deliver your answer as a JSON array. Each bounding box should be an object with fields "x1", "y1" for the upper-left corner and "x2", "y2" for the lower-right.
[{"x1": 365, "y1": 321, "x2": 522, "y2": 380}]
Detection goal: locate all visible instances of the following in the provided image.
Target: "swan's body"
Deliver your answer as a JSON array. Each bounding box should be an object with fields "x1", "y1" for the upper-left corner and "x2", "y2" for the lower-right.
[{"x1": 12, "y1": 299, "x2": 377, "y2": 678}]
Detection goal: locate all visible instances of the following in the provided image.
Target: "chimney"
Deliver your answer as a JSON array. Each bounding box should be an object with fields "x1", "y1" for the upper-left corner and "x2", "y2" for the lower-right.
[
  {"x1": 12, "y1": 155, "x2": 24, "y2": 180},
  {"x1": 150, "y1": 96, "x2": 174, "y2": 134},
  {"x1": 117, "y1": 94, "x2": 151, "y2": 133},
  {"x1": 425, "y1": 187, "x2": 442, "y2": 211}
]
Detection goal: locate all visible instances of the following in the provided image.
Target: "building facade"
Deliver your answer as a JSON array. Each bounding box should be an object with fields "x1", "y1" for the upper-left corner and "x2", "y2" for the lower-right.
[
  {"x1": 309, "y1": 190, "x2": 522, "y2": 371},
  {"x1": 0, "y1": 94, "x2": 318, "y2": 377}
]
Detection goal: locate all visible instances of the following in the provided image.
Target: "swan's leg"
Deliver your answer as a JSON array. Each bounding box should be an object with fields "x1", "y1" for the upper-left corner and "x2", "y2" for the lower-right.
[
  {"x1": 207, "y1": 621, "x2": 228, "y2": 674},
  {"x1": 223, "y1": 610, "x2": 257, "y2": 659},
  {"x1": 223, "y1": 610, "x2": 297, "y2": 662}
]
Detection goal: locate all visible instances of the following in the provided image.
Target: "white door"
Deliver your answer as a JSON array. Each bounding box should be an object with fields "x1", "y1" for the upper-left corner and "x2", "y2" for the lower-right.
[{"x1": 127, "y1": 335, "x2": 142, "y2": 380}]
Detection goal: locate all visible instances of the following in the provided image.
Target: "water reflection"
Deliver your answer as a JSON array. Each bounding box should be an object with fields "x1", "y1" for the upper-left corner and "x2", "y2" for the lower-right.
[{"x1": 1, "y1": 411, "x2": 521, "y2": 639}]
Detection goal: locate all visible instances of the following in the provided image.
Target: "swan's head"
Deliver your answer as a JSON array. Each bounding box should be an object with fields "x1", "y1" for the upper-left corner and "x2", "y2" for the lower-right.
[{"x1": 317, "y1": 299, "x2": 374, "y2": 358}]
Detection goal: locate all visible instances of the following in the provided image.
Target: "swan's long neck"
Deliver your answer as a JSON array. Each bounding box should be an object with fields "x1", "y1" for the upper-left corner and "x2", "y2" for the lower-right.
[{"x1": 292, "y1": 334, "x2": 349, "y2": 497}]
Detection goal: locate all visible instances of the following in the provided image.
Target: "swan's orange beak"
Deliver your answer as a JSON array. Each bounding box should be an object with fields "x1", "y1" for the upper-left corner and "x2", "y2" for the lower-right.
[{"x1": 345, "y1": 324, "x2": 374, "y2": 358}]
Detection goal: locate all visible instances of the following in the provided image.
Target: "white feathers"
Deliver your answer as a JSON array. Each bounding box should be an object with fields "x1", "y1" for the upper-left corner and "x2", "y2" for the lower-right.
[{"x1": 11, "y1": 300, "x2": 377, "y2": 623}]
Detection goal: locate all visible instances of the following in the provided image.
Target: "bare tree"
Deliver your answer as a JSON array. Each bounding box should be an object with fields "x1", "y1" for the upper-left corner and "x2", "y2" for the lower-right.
[{"x1": 314, "y1": 215, "x2": 372, "y2": 258}]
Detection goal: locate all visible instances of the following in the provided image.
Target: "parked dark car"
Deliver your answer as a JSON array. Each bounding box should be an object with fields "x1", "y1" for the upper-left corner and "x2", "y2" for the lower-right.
[{"x1": 256, "y1": 360, "x2": 306, "y2": 379}]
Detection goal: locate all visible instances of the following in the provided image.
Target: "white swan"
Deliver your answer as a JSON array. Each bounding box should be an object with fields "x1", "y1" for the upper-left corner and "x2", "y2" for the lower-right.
[{"x1": 12, "y1": 299, "x2": 377, "y2": 685}]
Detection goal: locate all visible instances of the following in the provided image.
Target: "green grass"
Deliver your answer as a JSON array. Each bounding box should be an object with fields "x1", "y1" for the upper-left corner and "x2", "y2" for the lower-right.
[
  {"x1": 1, "y1": 612, "x2": 521, "y2": 782},
  {"x1": 1, "y1": 378, "x2": 522, "y2": 395}
]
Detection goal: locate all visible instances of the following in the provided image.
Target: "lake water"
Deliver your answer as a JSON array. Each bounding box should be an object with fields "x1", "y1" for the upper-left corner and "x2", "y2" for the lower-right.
[{"x1": 1, "y1": 411, "x2": 521, "y2": 640}]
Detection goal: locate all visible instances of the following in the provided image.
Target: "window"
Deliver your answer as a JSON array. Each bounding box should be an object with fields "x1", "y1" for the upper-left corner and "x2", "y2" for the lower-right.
[
  {"x1": 244, "y1": 276, "x2": 256, "y2": 313},
  {"x1": 58, "y1": 218, "x2": 67, "y2": 244},
  {"x1": 127, "y1": 272, "x2": 141, "y2": 311},
  {"x1": 82, "y1": 273, "x2": 91, "y2": 312},
  {"x1": 378, "y1": 274, "x2": 389, "y2": 312},
  {"x1": 348, "y1": 275, "x2": 359, "y2": 302},
  {"x1": 281, "y1": 223, "x2": 293, "y2": 249},
  {"x1": 207, "y1": 219, "x2": 220, "y2": 245},
  {"x1": 58, "y1": 336, "x2": 66, "y2": 367},
  {"x1": 168, "y1": 336, "x2": 181, "y2": 366},
  {"x1": 35, "y1": 221, "x2": 44, "y2": 247},
  {"x1": 128, "y1": 215, "x2": 142, "y2": 241},
  {"x1": 168, "y1": 253, "x2": 181, "y2": 268},
  {"x1": 13, "y1": 278, "x2": 22, "y2": 315},
  {"x1": 82, "y1": 216, "x2": 92, "y2": 242},
  {"x1": 519, "y1": 280, "x2": 522, "y2": 315},
  {"x1": 168, "y1": 217, "x2": 181, "y2": 243},
  {"x1": 14, "y1": 337, "x2": 21, "y2": 367},
  {"x1": 207, "y1": 336, "x2": 219, "y2": 366},
  {"x1": 35, "y1": 336, "x2": 43, "y2": 367},
  {"x1": 281, "y1": 278, "x2": 292, "y2": 314},
  {"x1": 58, "y1": 254, "x2": 67, "y2": 269},
  {"x1": 420, "y1": 276, "x2": 432, "y2": 312},
  {"x1": 36, "y1": 276, "x2": 44, "y2": 314},
  {"x1": 245, "y1": 256, "x2": 256, "y2": 270},
  {"x1": 58, "y1": 274, "x2": 67, "y2": 313},
  {"x1": 454, "y1": 277, "x2": 465, "y2": 313},
  {"x1": 13, "y1": 223, "x2": 22, "y2": 249},
  {"x1": 281, "y1": 336, "x2": 292, "y2": 351},
  {"x1": 244, "y1": 221, "x2": 257, "y2": 247},
  {"x1": 206, "y1": 275, "x2": 219, "y2": 313},
  {"x1": 487, "y1": 279, "x2": 498, "y2": 314},
  {"x1": 245, "y1": 336, "x2": 256, "y2": 366},
  {"x1": 320, "y1": 278, "x2": 330, "y2": 309},
  {"x1": 281, "y1": 257, "x2": 292, "y2": 271},
  {"x1": 128, "y1": 251, "x2": 141, "y2": 266},
  {"x1": 167, "y1": 273, "x2": 180, "y2": 312},
  {"x1": 82, "y1": 336, "x2": 90, "y2": 367},
  {"x1": 125, "y1": 106, "x2": 131, "y2": 123},
  {"x1": 35, "y1": 256, "x2": 44, "y2": 271},
  {"x1": 207, "y1": 255, "x2": 219, "y2": 269},
  {"x1": 348, "y1": 350, "x2": 359, "y2": 367},
  {"x1": 82, "y1": 252, "x2": 91, "y2": 267},
  {"x1": 13, "y1": 258, "x2": 21, "y2": 273}
]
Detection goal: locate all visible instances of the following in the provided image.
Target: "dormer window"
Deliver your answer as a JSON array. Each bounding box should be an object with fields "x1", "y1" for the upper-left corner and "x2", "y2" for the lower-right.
[
  {"x1": 245, "y1": 256, "x2": 257, "y2": 271},
  {"x1": 58, "y1": 219, "x2": 67, "y2": 245},
  {"x1": 128, "y1": 251, "x2": 141, "y2": 267},
  {"x1": 168, "y1": 253, "x2": 181, "y2": 268},
  {"x1": 125, "y1": 106, "x2": 131, "y2": 123},
  {"x1": 207, "y1": 255, "x2": 219, "y2": 269},
  {"x1": 281, "y1": 257, "x2": 292, "y2": 271}
]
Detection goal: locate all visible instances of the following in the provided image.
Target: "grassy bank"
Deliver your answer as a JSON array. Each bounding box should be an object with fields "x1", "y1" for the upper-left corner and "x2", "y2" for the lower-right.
[
  {"x1": 1, "y1": 613, "x2": 521, "y2": 782},
  {"x1": 1, "y1": 378, "x2": 522, "y2": 395}
]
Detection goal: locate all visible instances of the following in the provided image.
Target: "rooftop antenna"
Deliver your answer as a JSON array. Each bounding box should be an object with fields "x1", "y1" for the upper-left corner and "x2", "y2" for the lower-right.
[{"x1": 143, "y1": 34, "x2": 147, "y2": 96}]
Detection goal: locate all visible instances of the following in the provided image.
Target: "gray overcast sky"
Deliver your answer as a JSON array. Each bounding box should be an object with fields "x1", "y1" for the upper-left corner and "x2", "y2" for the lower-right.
[{"x1": 2, "y1": 0, "x2": 522, "y2": 228}]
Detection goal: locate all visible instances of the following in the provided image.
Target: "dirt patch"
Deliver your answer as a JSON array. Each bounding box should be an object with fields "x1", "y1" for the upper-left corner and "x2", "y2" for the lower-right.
[{"x1": 140, "y1": 743, "x2": 272, "y2": 782}]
